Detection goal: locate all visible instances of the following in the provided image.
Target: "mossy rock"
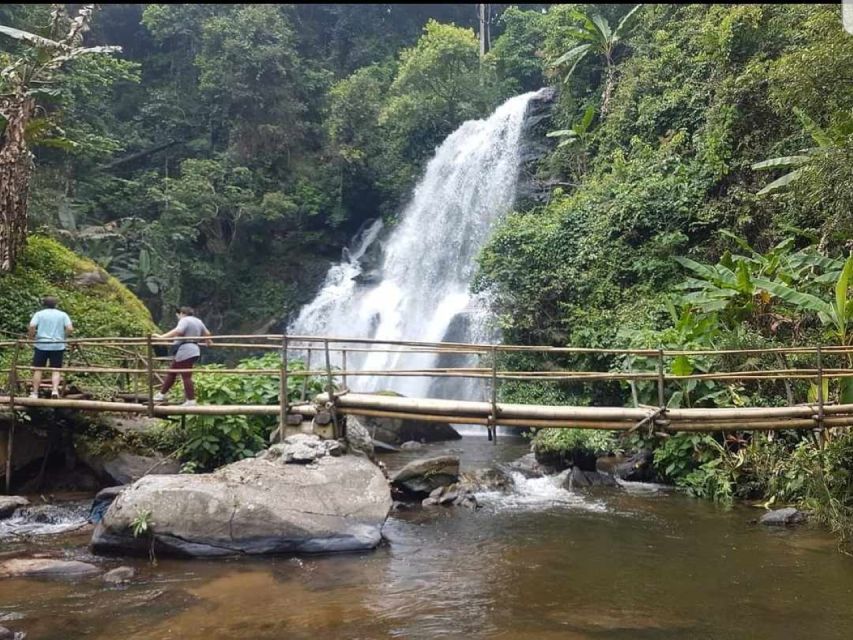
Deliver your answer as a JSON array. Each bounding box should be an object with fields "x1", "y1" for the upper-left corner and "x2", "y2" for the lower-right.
[{"x1": 0, "y1": 235, "x2": 155, "y2": 340}]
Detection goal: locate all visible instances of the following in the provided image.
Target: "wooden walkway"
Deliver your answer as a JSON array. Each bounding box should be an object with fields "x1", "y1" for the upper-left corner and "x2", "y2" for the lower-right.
[{"x1": 2, "y1": 334, "x2": 853, "y2": 489}]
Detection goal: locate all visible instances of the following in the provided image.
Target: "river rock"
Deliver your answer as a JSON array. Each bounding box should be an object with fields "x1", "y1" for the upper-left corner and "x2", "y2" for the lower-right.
[
  {"x1": 390, "y1": 456, "x2": 460, "y2": 496},
  {"x1": 507, "y1": 453, "x2": 546, "y2": 478},
  {"x1": 459, "y1": 467, "x2": 514, "y2": 492},
  {"x1": 91, "y1": 449, "x2": 392, "y2": 557},
  {"x1": 400, "y1": 441, "x2": 423, "y2": 450},
  {"x1": 344, "y1": 417, "x2": 374, "y2": 460},
  {"x1": 596, "y1": 450, "x2": 654, "y2": 482},
  {"x1": 422, "y1": 483, "x2": 479, "y2": 509},
  {"x1": 759, "y1": 508, "x2": 807, "y2": 526},
  {"x1": 89, "y1": 485, "x2": 126, "y2": 524},
  {"x1": 563, "y1": 467, "x2": 618, "y2": 490},
  {"x1": 258, "y1": 434, "x2": 343, "y2": 464},
  {"x1": 0, "y1": 497, "x2": 29, "y2": 519},
  {"x1": 0, "y1": 626, "x2": 25, "y2": 640},
  {"x1": 80, "y1": 450, "x2": 181, "y2": 486},
  {"x1": 354, "y1": 395, "x2": 461, "y2": 445},
  {"x1": 102, "y1": 566, "x2": 136, "y2": 584},
  {"x1": 0, "y1": 558, "x2": 101, "y2": 578}
]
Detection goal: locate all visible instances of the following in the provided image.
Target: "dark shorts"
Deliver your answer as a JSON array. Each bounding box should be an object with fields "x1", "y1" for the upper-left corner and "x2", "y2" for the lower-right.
[{"x1": 33, "y1": 348, "x2": 65, "y2": 368}]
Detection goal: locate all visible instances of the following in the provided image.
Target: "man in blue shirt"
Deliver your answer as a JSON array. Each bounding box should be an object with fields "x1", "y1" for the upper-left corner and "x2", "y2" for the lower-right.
[{"x1": 27, "y1": 296, "x2": 74, "y2": 399}]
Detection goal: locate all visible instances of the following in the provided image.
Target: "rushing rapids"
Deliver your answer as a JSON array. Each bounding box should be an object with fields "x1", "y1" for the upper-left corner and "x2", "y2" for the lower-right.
[{"x1": 290, "y1": 89, "x2": 553, "y2": 400}]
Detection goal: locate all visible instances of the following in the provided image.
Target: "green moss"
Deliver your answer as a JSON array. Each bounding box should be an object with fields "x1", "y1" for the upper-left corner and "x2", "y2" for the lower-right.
[
  {"x1": 0, "y1": 235, "x2": 155, "y2": 340},
  {"x1": 531, "y1": 428, "x2": 619, "y2": 458}
]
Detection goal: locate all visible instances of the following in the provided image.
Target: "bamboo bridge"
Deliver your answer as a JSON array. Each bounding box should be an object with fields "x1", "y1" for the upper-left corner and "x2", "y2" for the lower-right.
[{"x1": 2, "y1": 334, "x2": 853, "y2": 491}]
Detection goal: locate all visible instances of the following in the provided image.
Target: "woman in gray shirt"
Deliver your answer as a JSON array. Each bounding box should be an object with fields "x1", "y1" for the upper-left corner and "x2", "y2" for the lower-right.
[{"x1": 152, "y1": 306, "x2": 211, "y2": 406}]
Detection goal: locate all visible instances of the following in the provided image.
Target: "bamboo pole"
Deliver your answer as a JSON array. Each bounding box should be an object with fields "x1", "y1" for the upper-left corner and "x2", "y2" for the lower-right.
[
  {"x1": 146, "y1": 335, "x2": 154, "y2": 418},
  {"x1": 342, "y1": 349, "x2": 348, "y2": 390},
  {"x1": 5, "y1": 341, "x2": 21, "y2": 494},
  {"x1": 279, "y1": 335, "x2": 288, "y2": 438},
  {"x1": 324, "y1": 338, "x2": 340, "y2": 438}
]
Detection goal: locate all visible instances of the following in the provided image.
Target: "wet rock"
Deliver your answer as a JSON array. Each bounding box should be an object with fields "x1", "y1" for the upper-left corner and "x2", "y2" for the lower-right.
[
  {"x1": 563, "y1": 467, "x2": 618, "y2": 490},
  {"x1": 0, "y1": 626, "x2": 25, "y2": 640},
  {"x1": 390, "y1": 455, "x2": 459, "y2": 496},
  {"x1": 91, "y1": 451, "x2": 392, "y2": 557},
  {"x1": 507, "y1": 453, "x2": 546, "y2": 478},
  {"x1": 102, "y1": 566, "x2": 135, "y2": 584},
  {"x1": 89, "y1": 485, "x2": 126, "y2": 524},
  {"x1": 596, "y1": 450, "x2": 654, "y2": 482},
  {"x1": 422, "y1": 483, "x2": 479, "y2": 509},
  {"x1": 80, "y1": 451, "x2": 181, "y2": 486},
  {"x1": 760, "y1": 508, "x2": 807, "y2": 526},
  {"x1": 0, "y1": 497, "x2": 29, "y2": 519},
  {"x1": 400, "y1": 441, "x2": 423, "y2": 450},
  {"x1": 258, "y1": 434, "x2": 343, "y2": 464},
  {"x1": 459, "y1": 467, "x2": 514, "y2": 492},
  {"x1": 0, "y1": 558, "x2": 100, "y2": 578},
  {"x1": 344, "y1": 417, "x2": 374, "y2": 460},
  {"x1": 533, "y1": 444, "x2": 597, "y2": 473}
]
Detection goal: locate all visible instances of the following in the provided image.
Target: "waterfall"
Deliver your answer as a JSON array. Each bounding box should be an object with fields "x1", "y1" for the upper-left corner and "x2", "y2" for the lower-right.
[{"x1": 290, "y1": 89, "x2": 549, "y2": 399}]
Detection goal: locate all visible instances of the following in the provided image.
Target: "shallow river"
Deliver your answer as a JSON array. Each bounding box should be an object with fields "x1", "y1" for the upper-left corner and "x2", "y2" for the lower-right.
[{"x1": 2, "y1": 434, "x2": 853, "y2": 639}]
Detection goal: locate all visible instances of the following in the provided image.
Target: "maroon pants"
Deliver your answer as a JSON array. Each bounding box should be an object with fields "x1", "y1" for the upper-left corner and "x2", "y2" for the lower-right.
[{"x1": 160, "y1": 357, "x2": 198, "y2": 400}]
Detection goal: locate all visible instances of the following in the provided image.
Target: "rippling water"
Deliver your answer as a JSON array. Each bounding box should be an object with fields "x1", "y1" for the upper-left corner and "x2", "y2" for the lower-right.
[{"x1": 2, "y1": 435, "x2": 853, "y2": 639}]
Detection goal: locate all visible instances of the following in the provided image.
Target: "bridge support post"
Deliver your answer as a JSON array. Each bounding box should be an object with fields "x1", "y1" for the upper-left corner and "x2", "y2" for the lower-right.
[
  {"x1": 657, "y1": 348, "x2": 667, "y2": 434},
  {"x1": 324, "y1": 339, "x2": 340, "y2": 439},
  {"x1": 301, "y1": 348, "x2": 311, "y2": 402},
  {"x1": 488, "y1": 345, "x2": 499, "y2": 444},
  {"x1": 5, "y1": 340, "x2": 21, "y2": 493},
  {"x1": 816, "y1": 344, "x2": 826, "y2": 447},
  {"x1": 146, "y1": 334, "x2": 154, "y2": 418},
  {"x1": 279, "y1": 334, "x2": 289, "y2": 441}
]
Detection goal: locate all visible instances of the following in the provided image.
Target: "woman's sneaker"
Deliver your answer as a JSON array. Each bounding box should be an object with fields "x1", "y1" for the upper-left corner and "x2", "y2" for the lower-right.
[
  {"x1": 152, "y1": 392, "x2": 166, "y2": 402},
  {"x1": 51, "y1": 391, "x2": 60, "y2": 399},
  {"x1": 29, "y1": 392, "x2": 39, "y2": 399},
  {"x1": 182, "y1": 399, "x2": 197, "y2": 407}
]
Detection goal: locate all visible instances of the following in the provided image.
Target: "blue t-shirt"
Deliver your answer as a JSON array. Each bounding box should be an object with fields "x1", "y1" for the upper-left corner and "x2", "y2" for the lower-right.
[{"x1": 29, "y1": 309, "x2": 72, "y2": 351}]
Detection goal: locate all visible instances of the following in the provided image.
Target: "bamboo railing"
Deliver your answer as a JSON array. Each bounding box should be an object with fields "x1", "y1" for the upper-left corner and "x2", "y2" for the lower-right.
[{"x1": 1, "y1": 334, "x2": 852, "y2": 432}]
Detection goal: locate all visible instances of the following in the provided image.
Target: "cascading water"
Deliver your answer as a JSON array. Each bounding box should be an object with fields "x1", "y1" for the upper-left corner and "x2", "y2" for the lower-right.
[{"x1": 290, "y1": 89, "x2": 550, "y2": 399}]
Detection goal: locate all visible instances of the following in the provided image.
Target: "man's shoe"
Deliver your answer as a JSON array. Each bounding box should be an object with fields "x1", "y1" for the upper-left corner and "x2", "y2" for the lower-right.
[
  {"x1": 51, "y1": 391, "x2": 60, "y2": 399},
  {"x1": 29, "y1": 392, "x2": 38, "y2": 399},
  {"x1": 182, "y1": 400, "x2": 197, "y2": 407},
  {"x1": 152, "y1": 392, "x2": 166, "y2": 402}
]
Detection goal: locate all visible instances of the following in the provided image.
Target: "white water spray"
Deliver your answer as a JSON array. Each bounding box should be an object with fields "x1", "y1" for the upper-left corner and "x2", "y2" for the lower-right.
[{"x1": 290, "y1": 90, "x2": 549, "y2": 399}]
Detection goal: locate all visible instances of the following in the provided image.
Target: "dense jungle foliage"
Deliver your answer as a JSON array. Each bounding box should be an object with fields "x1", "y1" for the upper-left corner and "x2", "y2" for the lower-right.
[{"x1": 1, "y1": 4, "x2": 852, "y2": 540}]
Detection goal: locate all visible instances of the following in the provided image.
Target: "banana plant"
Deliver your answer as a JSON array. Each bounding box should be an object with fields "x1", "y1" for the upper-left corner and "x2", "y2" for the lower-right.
[
  {"x1": 752, "y1": 108, "x2": 853, "y2": 196},
  {"x1": 755, "y1": 256, "x2": 853, "y2": 403},
  {"x1": 549, "y1": 5, "x2": 642, "y2": 115}
]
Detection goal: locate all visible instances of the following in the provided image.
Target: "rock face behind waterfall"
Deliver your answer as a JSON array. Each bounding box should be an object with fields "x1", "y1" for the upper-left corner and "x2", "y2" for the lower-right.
[{"x1": 91, "y1": 436, "x2": 392, "y2": 557}]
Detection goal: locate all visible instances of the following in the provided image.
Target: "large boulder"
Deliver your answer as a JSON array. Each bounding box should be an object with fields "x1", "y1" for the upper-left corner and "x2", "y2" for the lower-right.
[
  {"x1": 390, "y1": 455, "x2": 459, "y2": 496},
  {"x1": 561, "y1": 467, "x2": 618, "y2": 490},
  {"x1": 91, "y1": 440, "x2": 392, "y2": 557}
]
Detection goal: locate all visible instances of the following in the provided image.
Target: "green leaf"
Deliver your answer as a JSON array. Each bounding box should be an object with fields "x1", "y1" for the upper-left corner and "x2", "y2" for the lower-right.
[
  {"x1": 840, "y1": 378, "x2": 853, "y2": 405},
  {"x1": 753, "y1": 278, "x2": 833, "y2": 316},
  {"x1": 751, "y1": 156, "x2": 810, "y2": 171},
  {"x1": 756, "y1": 169, "x2": 805, "y2": 195},
  {"x1": 674, "y1": 256, "x2": 718, "y2": 281},
  {"x1": 614, "y1": 4, "x2": 643, "y2": 38},
  {"x1": 807, "y1": 380, "x2": 829, "y2": 404},
  {"x1": 578, "y1": 105, "x2": 596, "y2": 133},
  {"x1": 551, "y1": 43, "x2": 591, "y2": 68},
  {"x1": 591, "y1": 15, "x2": 612, "y2": 42},
  {"x1": 671, "y1": 355, "x2": 693, "y2": 377}
]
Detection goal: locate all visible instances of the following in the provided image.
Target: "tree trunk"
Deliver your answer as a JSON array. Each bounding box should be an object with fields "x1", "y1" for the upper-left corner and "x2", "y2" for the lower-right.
[
  {"x1": 0, "y1": 93, "x2": 35, "y2": 273},
  {"x1": 601, "y1": 62, "x2": 616, "y2": 116}
]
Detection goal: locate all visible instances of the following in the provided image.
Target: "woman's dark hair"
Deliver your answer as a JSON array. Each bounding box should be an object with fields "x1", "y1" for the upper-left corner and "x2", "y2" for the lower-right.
[
  {"x1": 179, "y1": 306, "x2": 195, "y2": 316},
  {"x1": 42, "y1": 296, "x2": 58, "y2": 309}
]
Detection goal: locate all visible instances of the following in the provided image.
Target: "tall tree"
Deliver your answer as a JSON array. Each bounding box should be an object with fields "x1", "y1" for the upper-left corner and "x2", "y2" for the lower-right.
[{"x1": 0, "y1": 4, "x2": 118, "y2": 271}]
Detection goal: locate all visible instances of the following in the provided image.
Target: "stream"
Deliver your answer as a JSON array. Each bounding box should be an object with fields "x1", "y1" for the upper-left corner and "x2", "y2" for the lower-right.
[{"x1": 1, "y1": 433, "x2": 853, "y2": 639}]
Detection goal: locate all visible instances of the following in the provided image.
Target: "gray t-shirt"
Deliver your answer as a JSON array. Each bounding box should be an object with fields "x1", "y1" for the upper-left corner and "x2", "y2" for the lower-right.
[{"x1": 172, "y1": 316, "x2": 207, "y2": 362}]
